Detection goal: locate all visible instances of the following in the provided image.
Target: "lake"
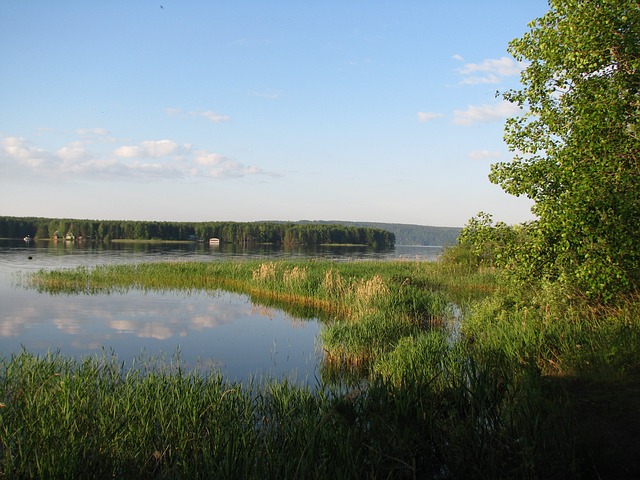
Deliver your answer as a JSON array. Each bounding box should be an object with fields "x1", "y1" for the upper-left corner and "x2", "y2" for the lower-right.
[{"x1": 0, "y1": 239, "x2": 442, "y2": 384}]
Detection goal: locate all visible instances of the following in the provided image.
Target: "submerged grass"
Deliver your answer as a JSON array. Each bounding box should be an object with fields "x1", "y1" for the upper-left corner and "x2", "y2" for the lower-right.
[{"x1": 15, "y1": 258, "x2": 640, "y2": 477}]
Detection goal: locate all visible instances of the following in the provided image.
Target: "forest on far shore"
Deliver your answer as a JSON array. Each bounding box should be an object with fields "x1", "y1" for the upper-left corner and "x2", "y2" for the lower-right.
[
  {"x1": 298, "y1": 220, "x2": 460, "y2": 246},
  {"x1": 0, "y1": 216, "x2": 397, "y2": 248}
]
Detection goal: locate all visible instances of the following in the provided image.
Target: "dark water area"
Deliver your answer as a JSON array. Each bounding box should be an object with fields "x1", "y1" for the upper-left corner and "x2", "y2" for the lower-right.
[{"x1": 0, "y1": 239, "x2": 442, "y2": 384}]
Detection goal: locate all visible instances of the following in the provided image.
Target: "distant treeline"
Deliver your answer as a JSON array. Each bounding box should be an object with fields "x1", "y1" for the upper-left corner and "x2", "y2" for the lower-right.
[
  {"x1": 296, "y1": 220, "x2": 461, "y2": 246},
  {"x1": 0, "y1": 216, "x2": 394, "y2": 247}
]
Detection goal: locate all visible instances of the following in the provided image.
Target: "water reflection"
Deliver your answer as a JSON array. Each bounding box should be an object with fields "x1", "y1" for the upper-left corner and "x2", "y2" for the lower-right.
[
  {"x1": 0, "y1": 239, "x2": 441, "y2": 384},
  {"x1": 0, "y1": 287, "x2": 320, "y2": 382},
  {"x1": 4, "y1": 237, "x2": 441, "y2": 263}
]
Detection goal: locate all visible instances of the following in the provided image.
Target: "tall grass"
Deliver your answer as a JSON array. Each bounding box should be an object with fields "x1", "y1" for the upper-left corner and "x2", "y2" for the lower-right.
[
  {"x1": 18, "y1": 257, "x2": 640, "y2": 477},
  {"x1": 29, "y1": 258, "x2": 640, "y2": 380},
  {"x1": 461, "y1": 291, "x2": 640, "y2": 378},
  {"x1": 0, "y1": 350, "x2": 578, "y2": 479}
]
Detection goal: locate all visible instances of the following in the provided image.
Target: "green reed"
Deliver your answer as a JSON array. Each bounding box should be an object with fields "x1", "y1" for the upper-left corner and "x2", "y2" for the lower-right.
[
  {"x1": 25, "y1": 260, "x2": 454, "y2": 372},
  {"x1": 0, "y1": 350, "x2": 577, "y2": 479},
  {"x1": 17, "y1": 258, "x2": 640, "y2": 477},
  {"x1": 462, "y1": 292, "x2": 640, "y2": 378}
]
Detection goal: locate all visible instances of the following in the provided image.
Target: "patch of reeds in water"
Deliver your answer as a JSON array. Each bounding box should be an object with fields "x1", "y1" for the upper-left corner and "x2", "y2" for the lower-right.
[{"x1": 25, "y1": 260, "x2": 453, "y2": 373}]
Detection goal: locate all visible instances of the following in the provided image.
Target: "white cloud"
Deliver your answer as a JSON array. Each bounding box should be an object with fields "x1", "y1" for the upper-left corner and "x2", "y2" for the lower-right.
[
  {"x1": 1, "y1": 136, "x2": 52, "y2": 167},
  {"x1": 56, "y1": 143, "x2": 94, "y2": 162},
  {"x1": 112, "y1": 145, "x2": 143, "y2": 158},
  {"x1": 194, "y1": 152, "x2": 226, "y2": 166},
  {"x1": 114, "y1": 139, "x2": 183, "y2": 158},
  {"x1": 452, "y1": 54, "x2": 464, "y2": 62},
  {"x1": 468, "y1": 149, "x2": 502, "y2": 161},
  {"x1": 458, "y1": 56, "x2": 524, "y2": 85},
  {"x1": 76, "y1": 128, "x2": 110, "y2": 136},
  {"x1": 250, "y1": 90, "x2": 283, "y2": 99},
  {"x1": 460, "y1": 74, "x2": 502, "y2": 85},
  {"x1": 1, "y1": 133, "x2": 277, "y2": 181},
  {"x1": 417, "y1": 111, "x2": 444, "y2": 122},
  {"x1": 190, "y1": 110, "x2": 231, "y2": 123},
  {"x1": 166, "y1": 107, "x2": 231, "y2": 123},
  {"x1": 192, "y1": 150, "x2": 275, "y2": 179},
  {"x1": 73, "y1": 127, "x2": 117, "y2": 145},
  {"x1": 453, "y1": 101, "x2": 521, "y2": 126}
]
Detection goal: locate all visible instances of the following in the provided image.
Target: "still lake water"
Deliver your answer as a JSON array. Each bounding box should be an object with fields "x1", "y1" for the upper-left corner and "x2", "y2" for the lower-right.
[{"x1": 0, "y1": 239, "x2": 441, "y2": 384}]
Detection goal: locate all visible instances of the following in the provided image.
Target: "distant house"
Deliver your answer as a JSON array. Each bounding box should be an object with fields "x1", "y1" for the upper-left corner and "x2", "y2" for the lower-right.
[{"x1": 209, "y1": 238, "x2": 220, "y2": 245}]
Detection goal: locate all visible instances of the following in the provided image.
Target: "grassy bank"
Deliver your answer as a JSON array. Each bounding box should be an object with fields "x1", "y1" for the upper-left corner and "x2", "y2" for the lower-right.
[{"x1": 5, "y1": 258, "x2": 640, "y2": 478}]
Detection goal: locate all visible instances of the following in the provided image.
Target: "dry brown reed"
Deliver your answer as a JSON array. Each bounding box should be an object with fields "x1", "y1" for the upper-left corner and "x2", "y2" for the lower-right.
[
  {"x1": 282, "y1": 265, "x2": 307, "y2": 287},
  {"x1": 321, "y1": 269, "x2": 347, "y2": 298},
  {"x1": 252, "y1": 262, "x2": 277, "y2": 282},
  {"x1": 322, "y1": 346, "x2": 373, "y2": 370},
  {"x1": 353, "y1": 274, "x2": 389, "y2": 303}
]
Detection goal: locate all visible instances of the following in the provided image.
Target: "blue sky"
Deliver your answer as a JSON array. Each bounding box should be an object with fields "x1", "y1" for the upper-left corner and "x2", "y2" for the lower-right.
[{"x1": 0, "y1": 1, "x2": 548, "y2": 227}]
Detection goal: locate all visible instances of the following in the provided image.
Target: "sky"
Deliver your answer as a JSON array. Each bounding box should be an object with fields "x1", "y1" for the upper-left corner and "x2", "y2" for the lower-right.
[{"x1": 0, "y1": 1, "x2": 549, "y2": 227}]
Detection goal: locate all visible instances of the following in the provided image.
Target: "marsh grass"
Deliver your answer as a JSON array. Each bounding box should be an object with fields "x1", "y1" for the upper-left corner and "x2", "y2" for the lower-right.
[
  {"x1": 25, "y1": 260, "x2": 453, "y2": 372},
  {"x1": 462, "y1": 292, "x2": 640, "y2": 378},
  {"x1": 29, "y1": 258, "x2": 640, "y2": 379},
  {"x1": 0, "y1": 350, "x2": 578, "y2": 479},
  {"x1": 17, "y1": 258, "x2": 640, "y2": 477}
]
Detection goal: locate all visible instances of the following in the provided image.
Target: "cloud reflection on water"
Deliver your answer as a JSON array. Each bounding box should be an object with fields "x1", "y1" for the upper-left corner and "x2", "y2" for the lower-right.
[
  {"x1": 1, "y1": 289, "x2": 297, "y2": 341},
  {"x1": 0, "y1": 287, "x2": 320, "y2": 382}
]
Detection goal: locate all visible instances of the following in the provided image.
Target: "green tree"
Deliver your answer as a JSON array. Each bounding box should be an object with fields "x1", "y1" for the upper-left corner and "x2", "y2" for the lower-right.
[
  {"x1": 35, "y1": 223, "x2": 49, "y2": 239},
  {"x1": 489, "y1": 0, "x2": 640, "y2": 302}
]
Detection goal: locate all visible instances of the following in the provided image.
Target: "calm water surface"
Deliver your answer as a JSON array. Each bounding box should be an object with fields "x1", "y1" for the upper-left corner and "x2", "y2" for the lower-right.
[{"x1": 0, "y1": 239, "x2": 441, "y2": 384}]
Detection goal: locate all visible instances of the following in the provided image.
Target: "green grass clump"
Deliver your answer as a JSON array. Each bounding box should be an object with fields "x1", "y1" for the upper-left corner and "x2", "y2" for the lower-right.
[
  {"x1": 374, "y1": 330, "x2": 458, "y2": 386},
  {"x1": 321, "y1": 313, "x2": 420, "y2": 371}
]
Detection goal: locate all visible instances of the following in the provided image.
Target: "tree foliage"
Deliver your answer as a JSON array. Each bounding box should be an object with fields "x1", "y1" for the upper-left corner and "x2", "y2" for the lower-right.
[
  {"x1": 298, "y1": 220, "x2": 461, "y2": 246},
  {"x1": 0, "y1": 216, "x2": 394, "y2": 247},
  {"x1": 489, "y1": 0, "x2": 640, "y2": 302},
  {"x1": 455, "y1": 213, "x2": 512, "y2": 267}
]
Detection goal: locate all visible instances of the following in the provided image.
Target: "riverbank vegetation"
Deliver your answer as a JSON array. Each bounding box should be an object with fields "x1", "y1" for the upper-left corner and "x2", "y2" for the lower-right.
[
  {"x1": 23, "y1": 259, "x2": 491, "y2": 377},
  {"x1": 7, "y1": 252, "x2": 640, "y2": 478}
]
